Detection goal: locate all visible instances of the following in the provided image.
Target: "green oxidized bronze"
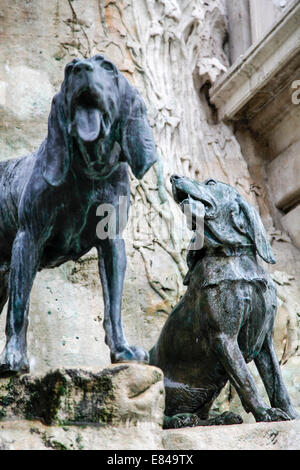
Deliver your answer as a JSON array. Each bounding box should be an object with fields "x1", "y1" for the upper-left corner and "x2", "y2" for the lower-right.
[{"x1": 150, "y1": 175, "x2": 299, "y2": 428}]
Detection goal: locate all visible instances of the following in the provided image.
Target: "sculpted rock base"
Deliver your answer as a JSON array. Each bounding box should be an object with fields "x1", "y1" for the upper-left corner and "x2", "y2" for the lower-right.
[
  {"x1": 0, "y1": 363, "x2": 299, "y2": 450},
  {"x1": 0, "y1": 416, "x2": 299, "y2": 450},
  {"x1": 0, "y1": 364, "x2": 164, "y2": 426}
]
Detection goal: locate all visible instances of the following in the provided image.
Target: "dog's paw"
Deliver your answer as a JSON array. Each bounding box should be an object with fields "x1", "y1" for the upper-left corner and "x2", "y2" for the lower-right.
[
  {"x1": 256, "y1": 407, "x2": 291, "y2": 422},
  {"x1": 0, "y1": 349, "x2": 29, "y2": 377},
  {"x1": 282, "y1": 408, "x2": 300, "y2": 420},
  {"x1": 208, "y1": 411, "x2": 243, "y2": 426},
  {"x1": 111, "y1": 345, "x2": 149, "y2": 364},
  {"x1": 129, "y1": 345, "x2": 149, "y2": 363},
  {"x1": 163, "y1": 413, "x2": 200, "y2": 429}
]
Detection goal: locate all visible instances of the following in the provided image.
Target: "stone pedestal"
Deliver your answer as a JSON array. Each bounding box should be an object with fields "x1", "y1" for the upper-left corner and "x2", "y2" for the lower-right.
[
  {"x1": 0, "y1": 364, "x2": 165, "y2": 426},
  {"x1": 0, "y1": 364, "x2": 299, "y2": 450}
]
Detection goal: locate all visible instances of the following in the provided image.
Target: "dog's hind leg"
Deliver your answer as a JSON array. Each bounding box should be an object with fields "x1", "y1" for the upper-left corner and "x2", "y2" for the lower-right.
[
  {"x1": 0, "y1": 229, "x2": 42, "y2": 375},
  {"x1": 163, "y1": 379, "x2": 242, "y2": 429},
  {"x1": 255, "y1": 332, "x2": 299, "y2": 420}
]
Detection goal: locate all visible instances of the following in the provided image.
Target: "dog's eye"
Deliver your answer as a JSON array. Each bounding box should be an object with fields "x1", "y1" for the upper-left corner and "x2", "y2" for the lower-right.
[
  {"x1": 102, "y1": 61, "x2": 114, "y2": 72},
  {"x1": 64, "y1": 63, "x2": 75, "y2": 77},
  {"x1": 205, "y1": 179, "x2": 216, "y2": 186},
  {"x1": 66, "y1": 58, "x2": 80, "y2": 70},
  {"x1": 94, "y1": 54, "x2": 104, "y2": 61}
]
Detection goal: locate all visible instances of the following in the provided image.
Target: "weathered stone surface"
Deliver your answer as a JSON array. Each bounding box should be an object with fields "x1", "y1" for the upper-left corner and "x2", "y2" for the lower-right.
[
  {"x1": 0, "y1": 364, "x2": 165, "y2": 427},
  {"x1": 210, "y1": 1, "x2": 300, "y2": 125},
  {"x1": 0, "y1": 363, "x2": 298, "y2": 451},
  {"x1": 226, "y1": 0, "x2": 252, "y2": 64},
  {"x1": 281, "y1": 205, "x2": 300, "y2": 250},
  {"x1": 249, "y1": 0, "x2": 293, "y2": 44},
  {"x1": 267, "y1": 140, "x2": 300, "y2": 211},
  {"x1": 0, "y1": 420, "x2": 163, "y2": 451},
  {"x1": 0, "y1": 418, "x2": 299, "y2": 450},
  {"x1": 162, "y1": 420, "x2": 300, "y2": 450}
]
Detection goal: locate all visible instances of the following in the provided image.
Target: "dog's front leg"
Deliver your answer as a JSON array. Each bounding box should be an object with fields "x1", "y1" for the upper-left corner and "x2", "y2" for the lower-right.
[
  {"x1": 206, "y1": 284, "x2": 291, "y2": 422},
  {"x1": 213, "y1": 333, "x2": 291, "y2": 422},
  {"x1": 255, "y1": 333, "x2": 299, "y2": 419},
  {"x1": 97, "y1": 238, "x2": 149, "y2": 363},
  {"x1": 0, "y1": 229, "x2": 42, "y2": 375}
]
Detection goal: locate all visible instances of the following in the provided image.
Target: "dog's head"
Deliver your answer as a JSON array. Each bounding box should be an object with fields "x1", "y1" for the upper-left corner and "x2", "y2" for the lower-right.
[
  {"x1": 171, "y1": 175, "x2": 275, "y2": 264},
  {"x1": 43, "y1": 55, "x2": 157, "y2": 186}
]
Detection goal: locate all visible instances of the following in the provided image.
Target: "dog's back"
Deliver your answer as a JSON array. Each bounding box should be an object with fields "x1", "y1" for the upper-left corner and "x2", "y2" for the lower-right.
[
  {"x1": 0, "y1": 160, "x2": 7, "y2": 174},
  {"x1": 0, "y1": 153, "x2": 37, "y2": 258},
  {"x1": 0, "y1": 159, "x2": 11, "y2": 181}
]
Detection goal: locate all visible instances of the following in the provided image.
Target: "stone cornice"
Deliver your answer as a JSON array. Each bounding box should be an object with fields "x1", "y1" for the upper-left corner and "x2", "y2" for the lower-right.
[{"x1": 209, "y1": 0, "x2": 300, "y2": 122}]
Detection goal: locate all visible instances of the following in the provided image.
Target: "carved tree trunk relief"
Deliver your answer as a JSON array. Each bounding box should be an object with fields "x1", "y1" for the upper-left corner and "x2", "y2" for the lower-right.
[{"x1": 71, "y1": 0, "x2": 259, "y2": 311}]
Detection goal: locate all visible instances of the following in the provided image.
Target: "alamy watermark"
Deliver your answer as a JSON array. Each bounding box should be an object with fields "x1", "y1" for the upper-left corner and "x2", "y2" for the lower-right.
[
  {"x1": 96, "y1": 196, "x2": 205, "y2": 250},
  {"x1": 291, "y1": 80, "x2": 300, "y2": 105}
]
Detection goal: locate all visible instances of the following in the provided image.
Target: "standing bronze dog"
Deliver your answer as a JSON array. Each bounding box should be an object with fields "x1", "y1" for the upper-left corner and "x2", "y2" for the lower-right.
[
  {"x1": 150, "y1": 175, "x2": 298, "y2": 427},
  {"x1": 0, "y1": 55, "x2": 157, "y2": 375}
]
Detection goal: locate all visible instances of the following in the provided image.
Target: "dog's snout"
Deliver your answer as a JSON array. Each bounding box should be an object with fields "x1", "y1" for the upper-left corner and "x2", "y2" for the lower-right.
[
  {"x1": 74, "y1": 60, "x2": 94, "y2": 74},
  {"x1": 170, "y1": 174, "x2": 181, "y2": 184}
]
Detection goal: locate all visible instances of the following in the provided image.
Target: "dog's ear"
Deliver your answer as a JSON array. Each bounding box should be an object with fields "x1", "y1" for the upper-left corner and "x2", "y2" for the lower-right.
[
  {"x1": 120, "y1": 85, "x2": 157, "y2": 179},
  {"x1": 234, "y1": 196, "x2": 276, "y2": 264},
  {"x1": 42, "y1": 92, "x2": 70, "y2": 187}
]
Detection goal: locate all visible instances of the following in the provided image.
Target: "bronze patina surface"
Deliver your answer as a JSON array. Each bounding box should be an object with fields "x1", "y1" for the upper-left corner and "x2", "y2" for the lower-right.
[{"x1": 150, "y1": 175, "x2": 298, "y2": 428}]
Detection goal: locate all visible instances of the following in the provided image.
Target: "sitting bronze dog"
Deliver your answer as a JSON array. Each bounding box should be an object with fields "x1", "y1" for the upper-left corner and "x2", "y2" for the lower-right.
[
  {"x1": 150, "y1": 175, "x2": 298, "y2": 427},
  {"x1": 0, "y1": 55, "x2": 157, "y2": 375}
]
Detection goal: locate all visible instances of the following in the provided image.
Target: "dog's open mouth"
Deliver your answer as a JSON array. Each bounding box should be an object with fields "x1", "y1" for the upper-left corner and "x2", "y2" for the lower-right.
[
  {"x1": 172, "y1": 182, "x2": 216, "y2": 220},
  {"x1": 172, "y1": 186, "x2": 190, "y2": 205},
  {"x1": 71, "y1": 90, "x2": 110, "y2": 142}
]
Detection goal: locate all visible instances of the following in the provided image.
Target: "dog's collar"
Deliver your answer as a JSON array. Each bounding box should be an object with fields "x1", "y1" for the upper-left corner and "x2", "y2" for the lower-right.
[{"x1": 205, "y1": 245, "x2": 255, "y2": 258}]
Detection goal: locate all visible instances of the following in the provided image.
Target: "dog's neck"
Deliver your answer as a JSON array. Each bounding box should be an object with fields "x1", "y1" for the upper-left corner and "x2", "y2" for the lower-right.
[
  {"x1": 71, "y1": 128, "x2": 122, "y2": 181},
  {"x1": 204, "y1": 245, "x2": 256, "y2": 258},
  {"x1": 184, "y1": 244, "x2": 257, "y2": 286}
]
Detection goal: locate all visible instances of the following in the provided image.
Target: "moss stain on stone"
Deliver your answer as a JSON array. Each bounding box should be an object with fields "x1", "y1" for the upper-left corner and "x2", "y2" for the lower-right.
[
  {"x1": 41, "y1": 433, "x2": 69, "y2": 451},
  {"x1": 24, "y1": 371, "x2": 68, "y2": 425},
  {"x1": 75, "y1": 433, "x2": 84, "y2": 450},
  {"x1": 0, "y1": 377, "x2": 20, "y2": 421},
  {"x1": 67, "y1": 371, "x2": 116, "y2": 425},
  {"x1": 30, "y1": 427, "x2": 69, "y2": 450}
]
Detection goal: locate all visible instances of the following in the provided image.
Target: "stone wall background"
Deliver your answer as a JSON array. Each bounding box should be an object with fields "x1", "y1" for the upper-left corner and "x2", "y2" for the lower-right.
[{"x1": 0, "y1": 0, "x2": 299, "y2": 422}]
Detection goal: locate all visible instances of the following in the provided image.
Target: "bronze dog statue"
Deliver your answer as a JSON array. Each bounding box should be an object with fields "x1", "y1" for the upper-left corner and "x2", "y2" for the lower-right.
[
  {"x1": 150, "y1": 175, "x2": 298, "y2": 427},
  {"x1": 0, "y1": 55, "x2": 157, "y2": 375}
]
